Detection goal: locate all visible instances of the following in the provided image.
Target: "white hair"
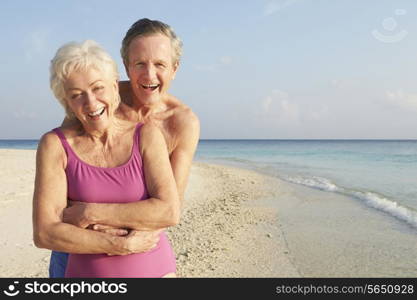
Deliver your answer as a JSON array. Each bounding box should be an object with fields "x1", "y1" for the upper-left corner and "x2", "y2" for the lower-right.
[{"x1": 50, "y1": 40, "x2": 119, "y2": 118}]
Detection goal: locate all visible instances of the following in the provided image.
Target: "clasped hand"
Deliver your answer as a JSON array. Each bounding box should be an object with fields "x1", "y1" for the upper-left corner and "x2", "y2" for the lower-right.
[{"x1": 63, "y1": 201, "x2": 161, "y2": 255}]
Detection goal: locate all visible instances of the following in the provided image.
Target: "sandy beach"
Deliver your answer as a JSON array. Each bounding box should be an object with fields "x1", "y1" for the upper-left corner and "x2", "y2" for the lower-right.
[{"x1": 0, "y1": 149, "x2": 300, "y2": 278}]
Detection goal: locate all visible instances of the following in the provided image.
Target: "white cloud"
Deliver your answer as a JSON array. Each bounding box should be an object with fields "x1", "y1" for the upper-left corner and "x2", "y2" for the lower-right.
[
  {"x1": 193, "y1": 64, "x2": 217, "y2": 72},
  {"x1": 263, "y1": 0, "x2": 300, "y2": 16},
  {"x1": 219, "y1": 56, "x2": 232, "y2": 65},
  {"x1": 13, "y1": 110, "x2": 38, "y2": 119},
  {"x1": 330, "y1": 79, "x2": 348, "y2": 89},
  {"x1": 193, "y1": 56, "x2": 233, "y2": 72},
  {"x1": 24, "y1": 29, "x2": 50, "y2": 61},
  {"x1": 257, "y1": 89, "x2": 330, "y2": 128},
  {"x1": 308, "y1": 105, "x2": 329, "y2": 121},
  {"x1": 329, "y1": 78, "x2": 362, "y2": 89},
  {"x1": 386, "y1": 89, "x2": 417, "y2": 111},
  {"x1": 260, "y1": 89, "x2": 300, "y2": 123}
]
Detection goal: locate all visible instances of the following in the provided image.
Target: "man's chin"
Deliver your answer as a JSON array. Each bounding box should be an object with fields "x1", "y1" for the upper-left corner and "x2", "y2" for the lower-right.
[{"x1": 141, "y1": 95, "x2": 161, "y2": 105}]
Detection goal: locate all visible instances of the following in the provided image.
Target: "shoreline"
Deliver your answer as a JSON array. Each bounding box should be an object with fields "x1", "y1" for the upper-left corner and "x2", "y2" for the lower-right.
[
  {"x1": 196, "y1": 159, "x2": 417, "y2": 277},
  {"x1": 0, "y1": 149, "x2": 299, "y2": 277},
  {"x1": 2, "y1": 149, "x2": 416, "y2": 277}
]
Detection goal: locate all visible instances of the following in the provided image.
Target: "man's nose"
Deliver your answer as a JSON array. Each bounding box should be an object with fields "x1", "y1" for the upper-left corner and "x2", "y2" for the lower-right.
[{"x1": 143, "y1": 64, "x2": 156, "y2": 79}]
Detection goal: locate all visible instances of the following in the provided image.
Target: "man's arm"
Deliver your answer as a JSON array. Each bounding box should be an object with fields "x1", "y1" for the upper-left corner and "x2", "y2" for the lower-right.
[
  {"x1": 63, "y1": 123, "x2": 181, "y2": 231},
  {"x1": 169, "y1": 108, "x2": 200, "y2": 208}
]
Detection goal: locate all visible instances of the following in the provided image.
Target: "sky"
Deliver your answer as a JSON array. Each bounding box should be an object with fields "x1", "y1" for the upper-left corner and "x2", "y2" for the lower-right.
[{"x1": 1, "y1": 0, "x2": 417, "y2": 139}]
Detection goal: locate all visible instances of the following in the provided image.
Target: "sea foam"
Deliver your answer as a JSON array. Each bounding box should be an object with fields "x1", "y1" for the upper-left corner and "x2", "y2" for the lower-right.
[{"x1": 284, "y1": 175, "x2": 417, "y2": 229}]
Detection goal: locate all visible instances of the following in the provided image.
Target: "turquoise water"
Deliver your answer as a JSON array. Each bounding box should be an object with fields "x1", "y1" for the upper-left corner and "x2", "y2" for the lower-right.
[
  {"x1": 196, "y1": 140, "x2": 417, "y2": 229},
  {"x1": 0, "y1": 140, "x2": 39, "y2": 150},
  {"x1": 3, "y1": 138, "x2": 417, "y2": 229}
]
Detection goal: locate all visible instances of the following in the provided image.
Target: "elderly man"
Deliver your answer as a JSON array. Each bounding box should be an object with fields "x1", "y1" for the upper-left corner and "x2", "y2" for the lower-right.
[{"x1": 49, "y1": 18, "x2": 200, "y2": 277}]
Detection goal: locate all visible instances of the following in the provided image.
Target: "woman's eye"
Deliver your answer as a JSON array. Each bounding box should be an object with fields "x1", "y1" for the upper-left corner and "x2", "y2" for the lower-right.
[
  {"x1": 71, "y1": 94, "x2": 81, "y2": 100},
  {"x1": 94, "y1": 86, "x2": 104, "y2": 92}
]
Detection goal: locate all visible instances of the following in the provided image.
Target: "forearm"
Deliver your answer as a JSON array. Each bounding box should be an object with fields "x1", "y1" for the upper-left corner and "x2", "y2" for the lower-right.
[
  {"x1": 34, "y1": 221, "x2": 124, "y2": 255},
  {"x1": 86, "y1": 197, "x2": 179, "y2": 231},
  {"x1": 172, "y1": 166, "x2": 189, "y2": 209}
]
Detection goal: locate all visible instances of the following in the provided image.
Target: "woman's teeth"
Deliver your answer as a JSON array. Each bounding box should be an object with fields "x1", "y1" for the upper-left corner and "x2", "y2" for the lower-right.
[
  {"x1": 141, "y1": 84, "x2": 159, "y2": 91},
  {"x1": 88, "y1": 107, "x2": 105, "y2": 117}
]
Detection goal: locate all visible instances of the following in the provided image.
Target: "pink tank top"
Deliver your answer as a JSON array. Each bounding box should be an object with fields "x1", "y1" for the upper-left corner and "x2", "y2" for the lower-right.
[{"x1": 52, "y1": 124, "x2": 176, "y2": 277}]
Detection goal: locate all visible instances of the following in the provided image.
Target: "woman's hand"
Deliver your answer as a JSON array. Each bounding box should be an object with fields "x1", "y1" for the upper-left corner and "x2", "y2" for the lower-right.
[
  {"x1": 124, "y1": 230, "x2": 162, "y2": 254},
  {"x1": 106, "y1": 229, "x2": 162, "y2": 256},
  {"x1": 90, "y1": 224, "x2": 129, "y2": 236}
]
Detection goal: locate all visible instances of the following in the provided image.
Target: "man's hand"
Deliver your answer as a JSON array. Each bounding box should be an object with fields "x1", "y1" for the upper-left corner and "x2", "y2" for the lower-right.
[{"x1": 63, "y1": 201, "x2": 92, "y2": 228}]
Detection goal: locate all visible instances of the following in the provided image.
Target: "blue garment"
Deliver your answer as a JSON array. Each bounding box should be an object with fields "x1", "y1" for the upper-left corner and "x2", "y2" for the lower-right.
[{"x1": 49, "y1": 251, "x2": 69, "y2": 278}]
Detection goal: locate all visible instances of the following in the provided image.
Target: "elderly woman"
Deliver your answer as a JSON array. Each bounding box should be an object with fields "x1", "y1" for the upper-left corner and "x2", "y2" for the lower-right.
[{"x1": 32, "y1": 40, "x2": 179, "y2": 277}]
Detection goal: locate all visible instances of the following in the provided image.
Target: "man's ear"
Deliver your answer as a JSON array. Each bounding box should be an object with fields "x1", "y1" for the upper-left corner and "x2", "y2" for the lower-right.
[
  {"x1": 123, "y1": 62, "x2": 130, "y2": 79},
  {"x1": 172, "y1": 62, "x2": 179, "y2": 80}
]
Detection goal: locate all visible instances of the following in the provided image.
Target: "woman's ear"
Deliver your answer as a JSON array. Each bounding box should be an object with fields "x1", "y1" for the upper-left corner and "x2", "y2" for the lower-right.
[{"x1": 113, "y1": 79, "x2": 119, "y2": 92}]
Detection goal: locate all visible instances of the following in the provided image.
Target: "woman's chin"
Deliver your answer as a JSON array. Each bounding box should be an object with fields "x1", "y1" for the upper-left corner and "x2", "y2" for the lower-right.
[{"x1": 79, "y1": 117, "x2": 111, "y2": 133}]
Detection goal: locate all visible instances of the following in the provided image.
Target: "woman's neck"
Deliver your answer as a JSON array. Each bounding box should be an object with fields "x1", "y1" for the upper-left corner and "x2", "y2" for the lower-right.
[{"x1": 82, "y1": 118, "x2": 127, "y2": 146}]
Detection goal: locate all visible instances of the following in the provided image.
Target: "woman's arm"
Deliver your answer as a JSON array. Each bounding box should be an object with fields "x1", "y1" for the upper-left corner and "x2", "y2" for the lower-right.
[
  {"x1": 32, "y1": 132, "x2": 153, "y2": 255},
  {"x1": 63, "y1": 123, "x2": 180, "y2": 231}
]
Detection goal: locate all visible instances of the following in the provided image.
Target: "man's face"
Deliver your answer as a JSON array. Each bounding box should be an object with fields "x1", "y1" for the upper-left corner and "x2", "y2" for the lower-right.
[{"x1": 126, "y1": 34, "x2": 178, "y2": 105}]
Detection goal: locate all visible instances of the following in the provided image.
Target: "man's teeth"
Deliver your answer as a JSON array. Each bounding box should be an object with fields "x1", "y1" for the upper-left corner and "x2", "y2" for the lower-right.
[
  {"x1": 88, "y1": 107, "x2": 105, "y2": 117},
  {"x1": 142, "y1": 84, "x2": 159, "y2": 89}
]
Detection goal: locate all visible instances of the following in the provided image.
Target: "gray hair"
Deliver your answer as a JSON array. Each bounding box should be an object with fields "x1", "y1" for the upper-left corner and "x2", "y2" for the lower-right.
[
  {"x1": 121, "y1": 18, "x2": 183, "y2": 67},
  {"x1": 50, "y1": 40, "x2": 119, "y2": 118}
]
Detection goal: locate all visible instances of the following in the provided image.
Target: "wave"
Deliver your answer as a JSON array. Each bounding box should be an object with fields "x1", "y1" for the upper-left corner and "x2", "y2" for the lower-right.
[{"x1": 283, "y1": 175, "x2": 417, "y2": 229}]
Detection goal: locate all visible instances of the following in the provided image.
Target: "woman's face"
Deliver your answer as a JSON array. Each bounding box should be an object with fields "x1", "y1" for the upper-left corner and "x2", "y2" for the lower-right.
[{"x1": 64, "y1": 68, "x2": 118, "y2": 133}]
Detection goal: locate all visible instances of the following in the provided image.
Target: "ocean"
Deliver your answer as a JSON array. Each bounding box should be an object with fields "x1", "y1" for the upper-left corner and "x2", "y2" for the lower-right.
[
  {"x1": 0, "y1": 140, "x2": 39, "y2": 150},
  {"x1": 196, "y1": 140, "x2": 417, "y2": 230}
]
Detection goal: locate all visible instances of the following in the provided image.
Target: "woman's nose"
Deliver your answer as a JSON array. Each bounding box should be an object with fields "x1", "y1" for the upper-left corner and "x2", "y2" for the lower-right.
[{"x1": 84, "y1": 91, "x2": 99, "y2": 107}]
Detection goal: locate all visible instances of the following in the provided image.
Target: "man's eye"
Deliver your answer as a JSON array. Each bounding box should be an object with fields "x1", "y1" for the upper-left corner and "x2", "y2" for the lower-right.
[
  {"x1": 71, "y1": 94, "x2": 81, "y2": 100},
  {"x1": 94, "y1": 86, "x2": 104, "y2": 92}
]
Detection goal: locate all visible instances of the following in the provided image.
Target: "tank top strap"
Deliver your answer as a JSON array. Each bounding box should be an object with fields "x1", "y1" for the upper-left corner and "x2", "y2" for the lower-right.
[{"x1": 51, "y1": 127, "x2": 71, "y2": 158}]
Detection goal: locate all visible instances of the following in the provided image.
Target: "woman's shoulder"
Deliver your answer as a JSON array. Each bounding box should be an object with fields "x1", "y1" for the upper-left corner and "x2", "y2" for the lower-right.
[
  {"x1": 39, "y1": 129, "x2": 62, "y2": 147},
  {"x1": 38, "y1": 125, "x2": 76, "y2": 152},
  {"x1": 37, "y1": 130, "x2": 67, "y2": 164}
]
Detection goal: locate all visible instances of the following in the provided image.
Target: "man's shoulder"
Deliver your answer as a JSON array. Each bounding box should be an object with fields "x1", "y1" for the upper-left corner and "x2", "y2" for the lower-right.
[
  {"x1": 166, "y1": 95, "x2": 199, "y2": 127},
  {"x1": 171, "y1": 107, "x2": 199, "y2": 138}
]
